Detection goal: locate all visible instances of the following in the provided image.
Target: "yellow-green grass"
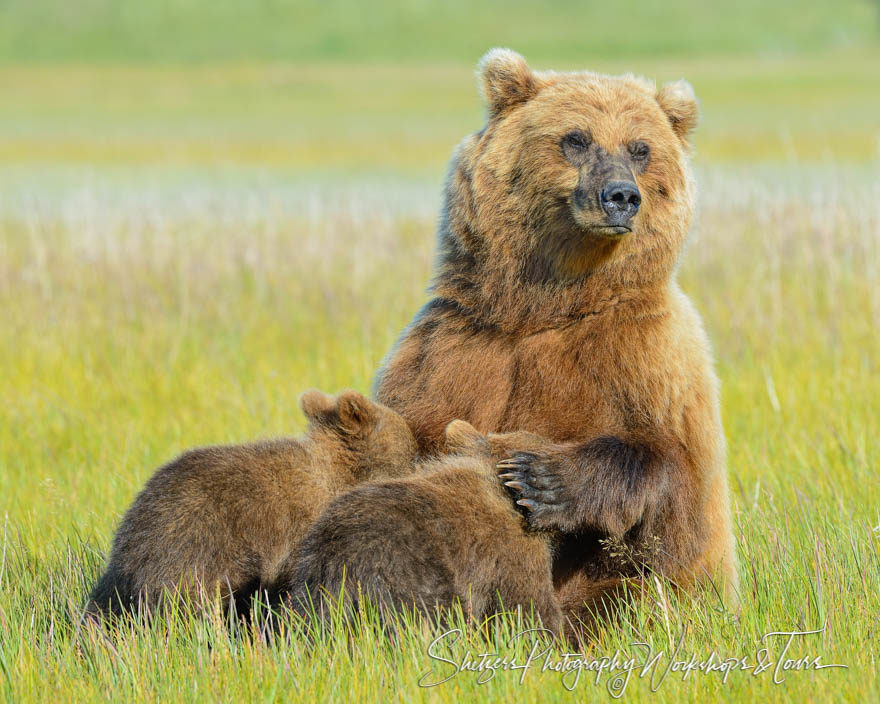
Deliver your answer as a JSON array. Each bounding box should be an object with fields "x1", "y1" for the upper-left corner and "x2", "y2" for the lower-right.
[
  {"x1": 0, "y1": 165, "x2": 878, "y2": 701},
  {"x1": 2, "y1": 46, "x2": 879, "y2": 175}
]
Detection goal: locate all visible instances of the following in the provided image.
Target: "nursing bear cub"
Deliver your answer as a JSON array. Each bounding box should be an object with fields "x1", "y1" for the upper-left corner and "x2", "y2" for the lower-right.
[
  {"x1": 285, "y1": 420, "x2": 563, "y2": 634},
  {"x1": 86, "y1": 391, "x2": 417, "y2": 617}
]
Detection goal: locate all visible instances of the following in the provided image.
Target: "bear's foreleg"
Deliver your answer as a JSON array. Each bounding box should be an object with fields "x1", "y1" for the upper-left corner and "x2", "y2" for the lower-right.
[{"x1": 496, "y1": 436, "x2": 679, "y2": 539}]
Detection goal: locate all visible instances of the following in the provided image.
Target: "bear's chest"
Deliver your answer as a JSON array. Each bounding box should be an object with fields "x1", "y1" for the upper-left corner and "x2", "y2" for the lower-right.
[
  {"x1": 430, "y1": 317, "x2": 671, "y2": 441},
  {"x1": 381, "y1": 308, "x2": 679, "y2": 450},
  {"x1": 498, "y1": 323, "x2": 630, "y2": 440}
]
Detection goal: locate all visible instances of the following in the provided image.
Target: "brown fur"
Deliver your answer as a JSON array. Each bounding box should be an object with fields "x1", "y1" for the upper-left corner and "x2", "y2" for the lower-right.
[
  {"x1": 86, "y1": 391, "x2": 417, "y2": 618},
  {"x1": 373, "y1": 49, "x2": 738, "y2": 624},
  {"x1": 283, "y1": 420, "x2": 563, "y2": 635}
]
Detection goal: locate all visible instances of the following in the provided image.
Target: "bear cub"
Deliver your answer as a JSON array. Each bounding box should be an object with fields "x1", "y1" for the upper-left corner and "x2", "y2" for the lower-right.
[
  {"x1": 283, "y1": 420, "x2": 564, "y2": 635},
  {"x1": 86, "y1": 390, "x2": 418, "y2": 618}
]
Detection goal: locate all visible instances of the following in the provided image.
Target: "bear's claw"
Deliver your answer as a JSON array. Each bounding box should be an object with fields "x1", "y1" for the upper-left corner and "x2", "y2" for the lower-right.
[
  {"x1": 516, "y1": 499, "x2": 537, "y2": 511},
  {"x1": 496, "y1": 458, "x2": 529, "y2": 470},
  {"x1": 496, "y1": 452, "x2": 570, "y2": 529}
]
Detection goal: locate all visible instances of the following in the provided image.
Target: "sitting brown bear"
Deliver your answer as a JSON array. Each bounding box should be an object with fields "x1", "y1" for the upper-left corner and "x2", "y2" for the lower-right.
[
  {"x1": 86, "y1": 390, "x2": 418, "y2": 618},
  {"x1": 282, "y1": 420, "x2": 564, "y2": 635},
  {"x1": 373, "y1": 49, "x2": 739, "y2": 624}
]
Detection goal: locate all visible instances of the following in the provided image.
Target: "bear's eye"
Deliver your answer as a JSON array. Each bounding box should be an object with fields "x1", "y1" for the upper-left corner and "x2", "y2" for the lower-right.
[
  {"x1": 561, "y1": 130, "x2": 592, "y2": 151},
  {"x1": 628, "y1": 141, "x2": 650, "y2": 161},
  {"x1": 561, "y1": 130, "x2": 592, "y2": 164}
]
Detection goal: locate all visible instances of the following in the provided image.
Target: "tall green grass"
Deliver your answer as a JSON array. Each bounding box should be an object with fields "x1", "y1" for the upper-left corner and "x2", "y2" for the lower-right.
[{"x1": 0, "y1": 167, "x2": 877, "y2": 701}]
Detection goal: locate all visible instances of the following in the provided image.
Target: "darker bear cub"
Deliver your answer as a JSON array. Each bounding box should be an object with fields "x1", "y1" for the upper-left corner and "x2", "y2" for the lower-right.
[
  {"x1": 86, "y1": 390, "x2": 417, "y2": 619},
  {"x1": 282, "y1": 420, "x2": 564, "y2": 635}
]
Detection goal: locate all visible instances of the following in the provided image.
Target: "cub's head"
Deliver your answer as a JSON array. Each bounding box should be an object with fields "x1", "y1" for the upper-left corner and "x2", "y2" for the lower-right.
[
  {"x1": 443, "y1": 48, "x2": 698, "y2": 283},
  {"x1": 443, "y1": 419, "x2": 549, "y2": 462},
  {"x1": 300, "y1": 390, "x2": 418, "y2": 479}
]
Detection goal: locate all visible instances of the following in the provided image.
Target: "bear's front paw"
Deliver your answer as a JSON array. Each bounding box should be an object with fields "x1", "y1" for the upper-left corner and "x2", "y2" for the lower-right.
[{"x1": 497, "y1": 452, "x2": 571, "y2": 530}]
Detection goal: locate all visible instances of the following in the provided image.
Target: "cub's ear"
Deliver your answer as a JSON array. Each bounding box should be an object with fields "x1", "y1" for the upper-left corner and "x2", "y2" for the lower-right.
[
  {"x1": 444, "y1": 419, "x2": 490, "y2": 455},
  {"x1": 334, "y1": 391, "x2": 378, "y2": 435},
  {"x1": 299, "y1": 389, "x2": 335, "y2": 422},
  {"x1": 300, "y1": 390, "x2": 377, "y2": 436},
  {"x1": 478, "y1": 48, "x2": 538, "y2": 118},
  {"x1": 656, "y1": 80, "x2": 699, "y2": 143}
]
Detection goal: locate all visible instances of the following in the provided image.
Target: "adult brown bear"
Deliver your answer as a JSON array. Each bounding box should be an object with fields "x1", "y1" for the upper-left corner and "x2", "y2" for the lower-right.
[{"x1": 373, "y1": 49, "x2": 738, "y2": 626}]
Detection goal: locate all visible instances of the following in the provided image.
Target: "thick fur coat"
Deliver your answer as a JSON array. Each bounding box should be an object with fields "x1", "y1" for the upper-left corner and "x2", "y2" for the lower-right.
[
  {"x1": 286, "y1": 421, "x2": 563, "y2": 634},
  {"x1": 374, "y1": 49, "x2": 738, "y2": 624},
  {"x1": 86, "y1": 391, "x2": 417, "y2": 617}
]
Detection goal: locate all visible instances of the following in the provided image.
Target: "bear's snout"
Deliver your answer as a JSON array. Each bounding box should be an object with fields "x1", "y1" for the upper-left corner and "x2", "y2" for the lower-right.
[{"x1": 600, "y1": 180, "x2": 641, "y2": 228}]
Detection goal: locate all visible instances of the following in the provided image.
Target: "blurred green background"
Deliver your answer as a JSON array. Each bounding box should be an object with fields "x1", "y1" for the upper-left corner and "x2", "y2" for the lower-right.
[{"x1": 1, "y1": 0, "x2": 878, "y2": 176}]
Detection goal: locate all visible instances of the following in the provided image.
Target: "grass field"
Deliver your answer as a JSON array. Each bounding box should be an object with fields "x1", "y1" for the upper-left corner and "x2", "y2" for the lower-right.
[
  {"x1": 1, "y1": 168, "x2": 877, "y2": 702},
  {"x1": 1, "y1": 0, "x2": 879, "y2": 701},
  {"x1": 2, "y1": 47, "x2": 880, "y2": 171}
]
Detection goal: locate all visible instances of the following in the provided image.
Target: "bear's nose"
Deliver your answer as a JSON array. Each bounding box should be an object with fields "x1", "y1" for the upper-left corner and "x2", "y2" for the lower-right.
[{"x1": 600, "y1": 181, "x2": 641, "y2": 224}]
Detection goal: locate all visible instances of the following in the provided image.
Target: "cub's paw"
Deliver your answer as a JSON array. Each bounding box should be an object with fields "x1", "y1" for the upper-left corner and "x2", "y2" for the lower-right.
[{"x1": 496, "y1": 452, "x2": 571, "y2": 530}]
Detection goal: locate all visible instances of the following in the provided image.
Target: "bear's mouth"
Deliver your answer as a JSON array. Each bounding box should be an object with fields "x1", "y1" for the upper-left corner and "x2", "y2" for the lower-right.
[{"x1": 586, "y1": 225, "x2": 632, "y2": 238}]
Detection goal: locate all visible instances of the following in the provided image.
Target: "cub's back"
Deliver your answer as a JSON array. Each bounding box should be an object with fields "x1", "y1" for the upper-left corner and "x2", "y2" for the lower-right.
[{"x1": 287, "y1": 459, "x2": 540, "y2": 611}]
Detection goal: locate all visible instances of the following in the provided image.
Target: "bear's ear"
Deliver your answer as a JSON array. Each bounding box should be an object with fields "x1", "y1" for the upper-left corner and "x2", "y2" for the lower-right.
[
  {"x1": 300, "y1": 390, "x2": 377, "y2": 436},
  {"x1": 334, "y1": 391, "x2": 378, "y2": 435},
  {"x1": 478, "y1": 48, "x2": 538, "y2": 118},
  {"x1": 656, "y1": 80, "x2": 699, "y2": 144},
  {"x1": 299, "y1": 389, "x2": 335, "y2": 422},
  {"x1": 444, "y1": 419, "x2": 490, "y2": 455}
]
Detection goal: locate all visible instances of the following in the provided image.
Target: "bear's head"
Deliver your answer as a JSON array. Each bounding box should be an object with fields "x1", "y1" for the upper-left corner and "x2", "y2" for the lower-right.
[
  {"x1": 300, "y1": 390, "x2": 418, "y2": 479},
  {"x1": 434, "y1": 49, "x2": 699, "y2": 330}
]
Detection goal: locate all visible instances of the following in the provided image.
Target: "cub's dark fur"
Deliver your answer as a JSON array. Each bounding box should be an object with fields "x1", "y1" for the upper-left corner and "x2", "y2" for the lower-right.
[
  {"x1": 282, "y1": 420, "x2": 563, "y2": 635},
  {"x1": 86, "y1": 391, "x2": 417, "y2": 618}
]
